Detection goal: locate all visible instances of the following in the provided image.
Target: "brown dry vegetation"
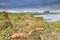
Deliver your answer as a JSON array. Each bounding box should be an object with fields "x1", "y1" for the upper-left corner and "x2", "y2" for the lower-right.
[{"x1": 0, "y1": 12, "x2": 60, "y2": 40}]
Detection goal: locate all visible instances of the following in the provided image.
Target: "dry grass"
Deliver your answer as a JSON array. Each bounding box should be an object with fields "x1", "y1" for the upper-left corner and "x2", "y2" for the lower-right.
[{"x1": 0, "y1": 13, "x2": 60, "y2": 40}]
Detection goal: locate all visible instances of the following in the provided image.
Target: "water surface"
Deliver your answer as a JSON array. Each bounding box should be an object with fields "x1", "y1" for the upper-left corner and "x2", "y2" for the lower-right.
[{"x1": 41, "y1": 14, "x2": 60, "y2": 22}]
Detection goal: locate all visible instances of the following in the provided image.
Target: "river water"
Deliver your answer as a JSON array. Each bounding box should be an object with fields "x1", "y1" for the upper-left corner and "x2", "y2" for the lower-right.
[{"x1": 41, "y1": 14, "x2": 60, "y2": 22}]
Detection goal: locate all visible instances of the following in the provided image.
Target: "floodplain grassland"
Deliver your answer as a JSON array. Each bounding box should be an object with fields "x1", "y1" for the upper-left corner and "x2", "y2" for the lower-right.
[{"x1": 0, "y1": 12, "x2": 60, "y2": 40}]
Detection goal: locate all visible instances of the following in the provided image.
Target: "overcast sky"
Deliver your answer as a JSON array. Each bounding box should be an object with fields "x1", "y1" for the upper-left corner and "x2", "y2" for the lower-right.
[{"x1": 0, "y1": 0, "x2": 60, "y2": 11}]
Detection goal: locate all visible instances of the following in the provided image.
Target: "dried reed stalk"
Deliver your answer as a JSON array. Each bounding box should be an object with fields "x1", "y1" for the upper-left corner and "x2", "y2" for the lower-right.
[{"x1": 3, "y1": 11, "x2": 13, "y2": 27}]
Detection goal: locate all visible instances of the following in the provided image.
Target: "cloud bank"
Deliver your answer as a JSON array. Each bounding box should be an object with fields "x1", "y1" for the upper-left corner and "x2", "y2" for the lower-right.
[{"x1": 0, "y1": 0, "x2": 60, "y2": 11}]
